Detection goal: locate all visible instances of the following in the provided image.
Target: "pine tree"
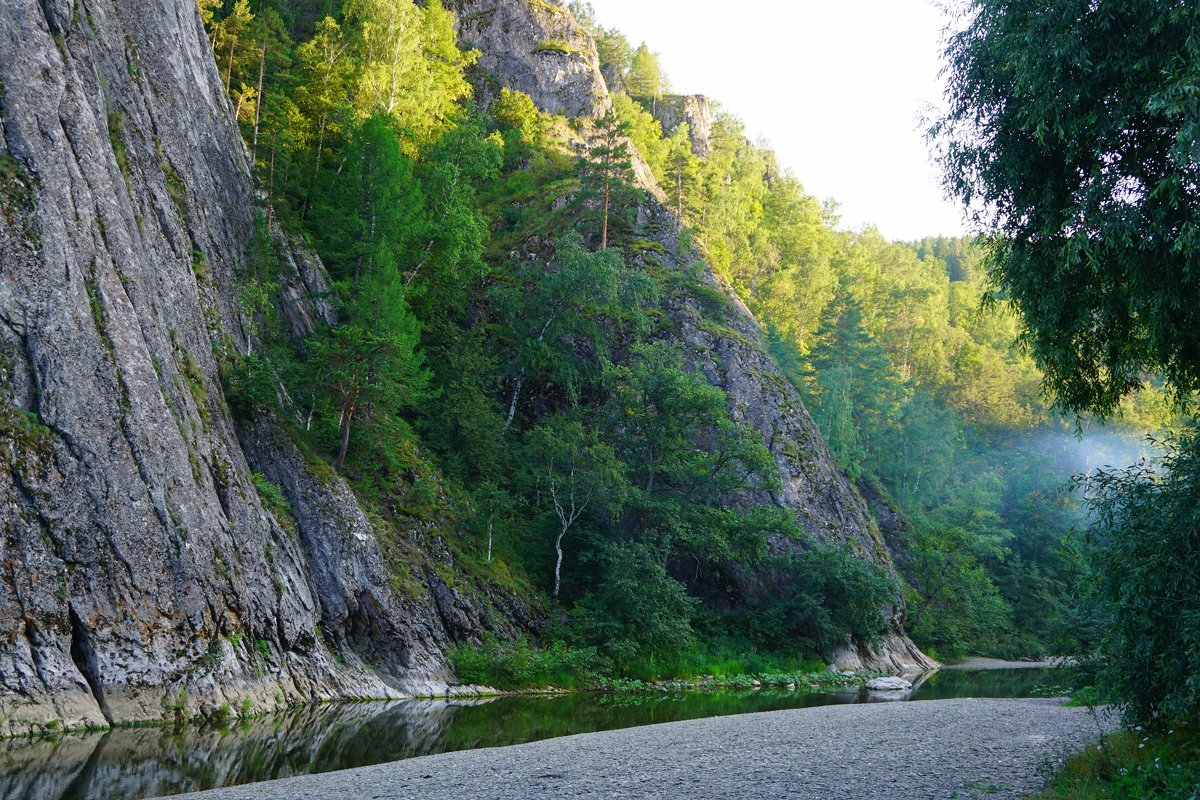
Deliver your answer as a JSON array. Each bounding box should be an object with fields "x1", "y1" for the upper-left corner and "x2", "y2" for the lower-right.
[{"x1": 578, "y1": 111, "x2": 635, "y2": 250}]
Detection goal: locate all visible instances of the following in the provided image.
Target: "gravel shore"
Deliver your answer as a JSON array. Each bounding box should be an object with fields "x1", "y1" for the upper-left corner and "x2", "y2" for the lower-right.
[
  {"x1": 941, "y1": 657, "x2": 1070, "y2": 670},
  {"x1": 171, "y1": 698, "x2": 1112, "y2": 800}
]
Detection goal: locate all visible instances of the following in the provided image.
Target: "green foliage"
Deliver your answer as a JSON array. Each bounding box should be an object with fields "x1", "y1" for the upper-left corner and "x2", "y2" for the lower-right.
[
  {"x1": 611, "y1": 93, "x2": 667, "y2": 178},
  {"x1": 932, "y1": 0, "x2": 1200, "y2": 418},
  {"x1": 1034, "y1": 724, "x2": 1200, "y2": 800},
  {"x1": 738, "y1": 544, "x2": 896, "y2": 656},
  {"x1": 1084, "y1": 429, "x2": 1200, "y2": 725},
  {"x1": 533, "y1": 39, "x2": 580, "y2": 56},
  {"x1": 190, "y1": 0, "x2": 1114, "y2": 678},
  {"x1": 568, "y1": 541, "x2": 697, "y2": 672},
  {"x1": 933, "y1": 0, "x2": 1200, "y2": 730},
  {"x1": 107, "y1": 111, "x2": 129, "y2": 180},
  {"x1": 576, "y1": 111, "x2": 636, "y2": 250},
  {"x1": 626, "y1": 43, "x2": 667, "y2": 100},
  {"x1": 251, "y1": 471, "x2": 294, "y2": 521},
  {"x1": 450, "y1": 635, "x2": 598, "y2": 689}
]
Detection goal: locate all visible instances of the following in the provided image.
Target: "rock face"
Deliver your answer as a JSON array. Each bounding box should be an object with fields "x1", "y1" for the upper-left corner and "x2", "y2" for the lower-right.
[
  {"x1": 653, "y1": 95, "x2": 714, "y2": 158},
  {"x1": 630, "y1": 204, "x2": 934, "y2": 673},
  {"x1": 450, "y1": 0, "x2": 610, "y2": 117},
  {"x1": 0, "y1": 0, "x2": 500, "y2": 735},
  {"x1": 0, "y1": 0, "x2": 929, "y2": 734}
]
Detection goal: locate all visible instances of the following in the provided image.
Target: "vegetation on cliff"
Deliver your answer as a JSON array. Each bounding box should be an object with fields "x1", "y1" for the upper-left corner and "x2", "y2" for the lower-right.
[{"x1": 196, "y1": 0, "x2": 1163, "y2": 683}]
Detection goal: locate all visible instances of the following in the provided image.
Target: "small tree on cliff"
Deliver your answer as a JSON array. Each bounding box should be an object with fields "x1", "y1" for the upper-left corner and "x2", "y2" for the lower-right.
[
  {"x1": 525, "y1": 416, "x2": 626, "y2": 599},
  {"x1": 577, "y1": 111, "x2": 636, "y2": 250}
]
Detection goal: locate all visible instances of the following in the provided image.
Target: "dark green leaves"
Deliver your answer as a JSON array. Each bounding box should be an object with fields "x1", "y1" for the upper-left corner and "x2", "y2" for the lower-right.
[{"x1": 932, "y1": 0, "x2": 1200, "y2": 417}]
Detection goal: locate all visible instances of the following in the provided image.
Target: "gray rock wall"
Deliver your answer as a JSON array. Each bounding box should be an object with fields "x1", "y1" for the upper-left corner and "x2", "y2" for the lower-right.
[
  {"x1": 653, "y1": 94, "x2": 713, "y2": 158},
  {"x1": 450, "y1": 0, "x2": 610, "y2": 117},
  {"x1": 0, "y1": 0, "x2": 486, "y2": 735}
]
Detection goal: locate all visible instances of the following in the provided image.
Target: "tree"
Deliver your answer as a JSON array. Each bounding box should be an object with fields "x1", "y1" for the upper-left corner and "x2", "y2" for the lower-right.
[
  {"x1": 931, "y1": 0, "x2": 1200, "y2": 417},
  {"x1": 604, "y1": 342, "x2": 779, "y2": 566},
  {"x1": 489, "y1": 234, "x2": 626, "y2": 428},
  {"x1": 525, "y1": 416, "x2": 627, "y2": 598},
  {"x1": 627, "y1": 43, "x2": 667, "y2": 109},
  {"x1": 1081, "y1": 429, "x2": 1200, "y2": 723},
  {"x1": 578, "y1": 111, "x2": 636, "y2": 250},
  {"x1": 344, "y1": 0, "x2": 475, "y2": 140},
  {"x1": 294, "y1": 16, "x2": 353, "y2": 203},
  {"x1": 806, "y1": 291, "x2": 898, "y2": 476},
  {"x1": 664, "y1": 124, "x2": 700, "y2": 224},
  {"x1": 314, "y1": 114, "x2": 428, "y2": 285},
  {"x1": 307, "y1": 247, "x2": 431, "y2": 472},
  {"x1": 210, "y1": 0, "x2": 256, "y2": 93}
]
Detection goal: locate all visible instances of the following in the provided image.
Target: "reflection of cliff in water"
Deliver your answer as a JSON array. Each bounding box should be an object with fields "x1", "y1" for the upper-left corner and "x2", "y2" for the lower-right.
[
  {"x1": 0, "y1": 669, "x2": 1068, "y2": 800},
  {"x1": 0, "y1": 699, "x2": 493, "y2": 800}
]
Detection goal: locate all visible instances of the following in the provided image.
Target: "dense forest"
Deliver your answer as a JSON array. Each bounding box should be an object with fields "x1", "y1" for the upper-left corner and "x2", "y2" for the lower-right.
[{"x1": 194, "y1": 0, "x2": 1166, "y2": 686}]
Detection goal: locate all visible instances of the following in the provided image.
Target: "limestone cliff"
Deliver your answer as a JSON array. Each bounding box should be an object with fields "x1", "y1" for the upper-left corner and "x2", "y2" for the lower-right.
[
  {"x1": 450, "y1": 0, "x2": 609, "y2": 118},
  {"x1": 476, "y1": 2, "x2": 933, "y2": 673},
  {"x1": 0, "y1": 0, "x2": 929, "y2": 736},
  {"x1": 653, "y1": 94, "x2": 714, "y2": 158},
  {"x1": 0, "y1": 0, "x2": 502, "y2": 735}
]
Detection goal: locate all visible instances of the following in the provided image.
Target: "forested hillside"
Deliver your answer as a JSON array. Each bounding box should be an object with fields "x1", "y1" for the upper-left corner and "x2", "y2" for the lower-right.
[{"x1": 188, "y1": 0, "x2": 1167, "y2": 676}]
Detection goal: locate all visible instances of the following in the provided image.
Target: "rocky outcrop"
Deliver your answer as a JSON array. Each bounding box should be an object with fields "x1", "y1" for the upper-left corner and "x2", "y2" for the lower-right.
[
  {"x1": 653, "y1": 94, "x2": 713, "y2": 158},
  {"x1": 0, "y1": 0, "x2": 503, "y2": 735},
  {"x1": 0, "y1": 0, "x2": 928, "y2": 735},
  {"x1": 631, "y1": 205, "x2": 934, "y2": 673},
  {"x1": 450, "y1": 0, "x2": 609, "y2": 117}
]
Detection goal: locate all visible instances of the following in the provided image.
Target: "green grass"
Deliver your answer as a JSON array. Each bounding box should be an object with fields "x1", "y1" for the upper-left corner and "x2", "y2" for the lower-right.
[
  {"x1": 450, "y1": 636, "x2": 597, "y2": 690},
  {"x1": 528, "y1": 0, "x2": 565, "y2": 14},
  {"x1": 450, "y1": 634, "x2": 832, "y2": 691},
  {"x1": 251, "y1": 471, "x2": 296, "y2": 531},
  {"x1": 533, "y1": 39, "x2": 581, "y2": 56},
  {"x1": 107, "y1": 111, "x2": 130, "y2": 181},
  {"x1": 1034, "y1": 721, "x2": 1200, "y2": 800}
]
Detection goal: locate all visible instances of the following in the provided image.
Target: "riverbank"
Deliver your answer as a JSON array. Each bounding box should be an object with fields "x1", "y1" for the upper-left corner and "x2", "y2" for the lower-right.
[
  {"x1": 169, "y1": 698, "x2": 1110, "y2": 800},
  {"x1": 943, "y1": 657, "x2": 1072, "y2": 670}
]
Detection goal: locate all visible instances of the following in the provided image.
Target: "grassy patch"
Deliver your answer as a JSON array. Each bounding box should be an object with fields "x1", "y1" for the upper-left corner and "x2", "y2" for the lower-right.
[
  {"x1": 528, "y1": 0, "x2": 565, "y2": 15},
  {"x1": 450, "y1": 636, "x2": 598, "y2": 689},
  {"x1": 533, "y1": 39, "x2": 581, "y2": 56},
  {"x1": 251, "y1": 471, "x2": 296, "y2": 531},
  {"x1": 163, "y1": 159, "x2": 187, "y2": 219},
  {"x1": 107, "y1": 111, "x2": 130, "y2": 182},
  {"x1": 1034, "y1": 721, "x2": 1200, "y2": 800}
]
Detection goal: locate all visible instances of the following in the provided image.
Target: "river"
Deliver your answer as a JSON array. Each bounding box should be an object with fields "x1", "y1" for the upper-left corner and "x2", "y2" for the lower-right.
[{"x1": 0, "y1": 668, "x2": 1073, "y2": 800}]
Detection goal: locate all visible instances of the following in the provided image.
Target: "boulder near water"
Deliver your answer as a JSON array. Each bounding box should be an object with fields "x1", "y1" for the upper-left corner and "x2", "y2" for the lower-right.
[{"x1": 866, "y1": 677, "x2": 914, "y2": 692}]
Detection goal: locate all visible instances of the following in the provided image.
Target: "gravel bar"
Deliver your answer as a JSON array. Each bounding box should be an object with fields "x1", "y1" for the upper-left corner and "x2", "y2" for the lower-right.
[{"x1": 170, "y1": 698, "x2": 1111, "y2": 800}]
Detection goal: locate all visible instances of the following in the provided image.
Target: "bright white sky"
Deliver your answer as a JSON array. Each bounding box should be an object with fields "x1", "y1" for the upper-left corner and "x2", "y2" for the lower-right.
[{"x1": 585, "y1": 0, "x2": 967, "y2": 241}]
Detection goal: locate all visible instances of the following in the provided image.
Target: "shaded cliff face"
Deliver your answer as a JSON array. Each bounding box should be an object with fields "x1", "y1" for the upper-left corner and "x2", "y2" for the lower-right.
[
  {"x1": 450, "y1": 0, "x2": 609, "y2": 117},
  {"x1": 473, "y1": 1, "x2": 932, "y2": 671},
  {"x1": 653, "y1": 95, "x2": 713, "y2": 158},
  {"x1": 0, "y1": 0, "x2": 499, "y2": 735}
]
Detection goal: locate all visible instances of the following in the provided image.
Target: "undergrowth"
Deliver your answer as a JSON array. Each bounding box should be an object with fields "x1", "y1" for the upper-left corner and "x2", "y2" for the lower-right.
[{"x1": 1035, "y1": 720, "x2": 1200, "y2": 800}]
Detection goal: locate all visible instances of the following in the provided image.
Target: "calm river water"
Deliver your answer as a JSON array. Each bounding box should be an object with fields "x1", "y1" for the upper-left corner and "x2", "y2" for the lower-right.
[{"x1": 0, "y1": 668, "x2": 1072, "y2": 800}]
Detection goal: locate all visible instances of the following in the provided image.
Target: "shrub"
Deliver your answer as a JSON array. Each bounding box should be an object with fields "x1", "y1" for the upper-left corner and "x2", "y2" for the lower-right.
[
  {"x1": 567, "y1": 541, "x2": 697, "y2": 672},
  {"x1": 450, "y1": 635, "x2": 598, "y2": 689},
  {"x1": 533, "y1": 39, "x2": 580, "y2": 56},
  {"x1": 737, "y1": 542, "x2": 896, "y2": 657},
  {"x1": 1085, "y1": 428, "x2": 1200, "y2": 725}
]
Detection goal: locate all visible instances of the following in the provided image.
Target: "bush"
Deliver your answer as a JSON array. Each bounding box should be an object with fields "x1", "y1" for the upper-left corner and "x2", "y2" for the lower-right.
[
  {"x1": 738, "y1": 543, "x2": 896, "y2": 657},
  {"x1": 449, "y1": 635, "x2": 598, "y2": 689},
  {"x1": 1085, "y1": 428, "x2": 1200, "y2": 725},
  {"x1": 1034, "y1": 722, "x2": 1200, "y2": 800},
  {"x1": 567, "y1": 541, "x2": 697, "y2": 672}
]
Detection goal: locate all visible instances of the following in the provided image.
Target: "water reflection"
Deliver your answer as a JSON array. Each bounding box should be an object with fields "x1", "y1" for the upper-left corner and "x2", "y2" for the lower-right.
[{"x1": 0, "y1": 668, "x2": 1069, "y2": 800}]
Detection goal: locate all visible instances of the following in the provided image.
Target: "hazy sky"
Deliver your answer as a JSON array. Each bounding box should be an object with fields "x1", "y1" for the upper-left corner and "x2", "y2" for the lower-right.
[{"x1": 585, "y1": 0, "x2": 966, "y2": 241}]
